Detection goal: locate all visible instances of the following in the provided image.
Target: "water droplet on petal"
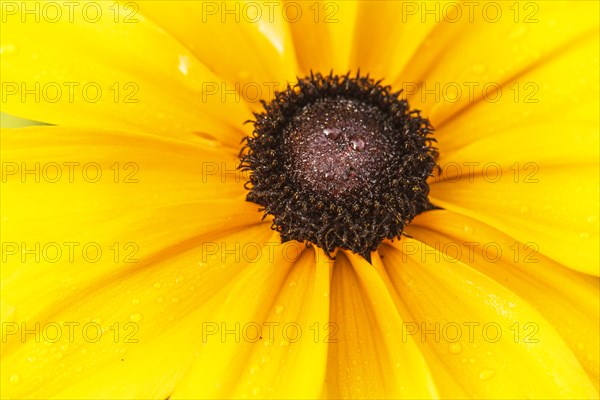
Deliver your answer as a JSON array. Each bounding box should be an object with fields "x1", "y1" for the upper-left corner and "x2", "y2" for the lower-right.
[
  {"x1": 448, "y1": 343, "x2": 462, "y2": 354},
  {"x1": 0, "y1": 44, "x2": 17, "y2": 55},
  {"x1": 250, "y1": 363, "x2": 260, "y2": 375},
  {"x1": 178, "y1": 54, "x2": 190, "y2": 76},
  {"x1": 479, "y1": 369, "x2": 496, "y2": 380},
  {"x1": 130, "y1": 313, "x2": 142, "y2": 322}
]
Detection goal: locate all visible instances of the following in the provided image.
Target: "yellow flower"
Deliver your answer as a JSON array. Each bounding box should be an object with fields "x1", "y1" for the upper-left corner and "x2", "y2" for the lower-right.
[{"x1": 1, "y1": 1, "x2": 598, "y2": 399}]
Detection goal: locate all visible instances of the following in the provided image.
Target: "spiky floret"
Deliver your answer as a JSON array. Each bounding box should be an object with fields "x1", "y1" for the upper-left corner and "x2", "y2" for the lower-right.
[{"x1": 240, "y1": 72, "x2": 437, "y2": 262}]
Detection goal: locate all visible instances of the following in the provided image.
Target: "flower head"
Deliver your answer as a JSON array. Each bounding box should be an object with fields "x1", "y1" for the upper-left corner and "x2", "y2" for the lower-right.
[{"x1": 241, "y1": 72, "x2": 437, "y2": 260}]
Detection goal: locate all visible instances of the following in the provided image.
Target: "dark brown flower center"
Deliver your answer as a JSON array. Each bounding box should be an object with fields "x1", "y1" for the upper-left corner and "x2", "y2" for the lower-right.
[
  {"x1": 240, "y1": 72, "x2": 437, "y2": 262},
  {"x1": 284, "y1": 98, "x2": 395, "y2": 198}
]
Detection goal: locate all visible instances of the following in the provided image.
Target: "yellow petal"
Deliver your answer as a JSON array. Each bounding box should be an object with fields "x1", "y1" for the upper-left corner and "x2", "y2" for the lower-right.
[
  {"x1": 137, "y1": 0, "x2": 299, "y2": 110},
  {"x1": 352, "y1": 251, "x2": 468, "y2": 399},
  {"x1": 406, "y1": 210, "x2": 600, "y2": 390},
  {"x1": 326, "y1": 251, "x2": 438, "y2": 399},
  {"x1": 1, "y1": 223, "x2": 276, "y2": 399},
  {"x1": 431, "y1": 29, "x2": 599, "y2": 155},
  {"x1": 397, "y1": 1, "x2": 599, "y2": 126},
  {"x1": 426, "y1": 28, "x2": 599, "y2": 275},
  {"x1": 229, "y1": 247, "x2": 332, "y2": 398},
  {"x1": 170, "y1": 236, "x2": 307, "y2": 399},
  {"x1": 286, "y1": 0, "x2": 358, "y2": 75},
  {"x1": 380, "y1": 238, "x2": 598, "y2": 399},
  {"x1": 0, "y1": 1, "x2": 250, "y2": 146},
  {"x1": 1, "y1": 126, "x2": 258, "y2": 328},
  {"x1": 429, "y1": 157, "x2": 599, "y2": 276},
  {"x1": 349, "y1": 0, "x2": 441, "y2": 81}
]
